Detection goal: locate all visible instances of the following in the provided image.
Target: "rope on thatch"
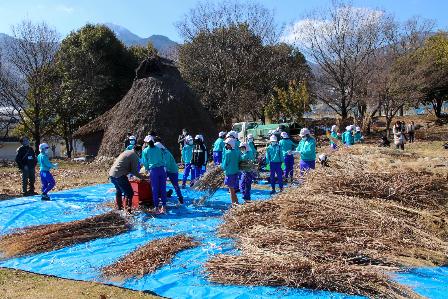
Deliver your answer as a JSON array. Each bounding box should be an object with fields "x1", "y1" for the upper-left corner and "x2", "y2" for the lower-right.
[
  {"x1": 0, "y1": 212, "x2": 130, "y2": 259},
  {"x1": 102, "y1": 235, "x2": 199, "y2": 280}
]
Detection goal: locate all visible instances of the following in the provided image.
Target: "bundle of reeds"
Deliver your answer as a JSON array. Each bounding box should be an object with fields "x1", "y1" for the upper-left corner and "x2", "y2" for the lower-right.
[
  {"x1": 192, "y1": 165, "x2": 225, "y2": 204},
  {"x1": 205, "y1": 147, "x2": 448, "y2": 298},
  {"x1": 0, "y1": 212, "x2": 130, "y2": 259},
  {"x1": 102, "y1": 235, "x2": 199, "y2": 280}
]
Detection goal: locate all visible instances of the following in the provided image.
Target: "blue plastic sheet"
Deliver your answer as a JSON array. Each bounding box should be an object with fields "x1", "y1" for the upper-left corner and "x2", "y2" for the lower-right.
[{"x1": 0, "y1": 184, "x2": 446, "y2": 299}]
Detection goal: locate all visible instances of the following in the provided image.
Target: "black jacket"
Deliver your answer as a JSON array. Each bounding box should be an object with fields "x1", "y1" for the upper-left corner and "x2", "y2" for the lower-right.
[
  {"x1": 192, "y1": 142, "x2": 207, "y2": 166},
  {"x1": 15, "y1": 145, "x2": 37, "y2": 169}
]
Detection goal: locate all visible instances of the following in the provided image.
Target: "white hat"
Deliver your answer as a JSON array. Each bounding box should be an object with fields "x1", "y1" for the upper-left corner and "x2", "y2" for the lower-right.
[
  {"x1": 39, "y1": 143, "x2": 49, "y2": 152},
  {"x1": 299, "y1": 128, "x2": 310, "y2": 137},
  {"x1": 345, "y1": 126, "x2": 351, "y2": 131},
  {"x1": 247, "y1": 133, "x2": 254, "y2": 139},
  {"x1": 144, "y1": 135, "x2": 154, "y2": 143},
  {"x1": 319, "y1": 153, "x2": 327, "y2": 161},
  {"x1": 219, "y1": 131, "x2": 226, "y2": 138},
  {"x1": 195, "y1": 134, "x2": 204, "y2": 141},
  {"x1": 356, "y1": 126, "x2": 361, "y2": 132},
  {"x1": 331, "y1": 125, "x2": 337, "y2": 132},
  {"x1": 225, "y1": 138, "x2": 236, "y2": 149},
  {"x1": 154, "y1": 142, "x2": 165, "y2": 149},
  {"x1": 269, "y1": 135, "x2": 277, "y2": 142},
  {"x1": 185, "y1": 135, "x2": 193, "y2": 142},
  {"x1": 280, "y1": 132, "x2": 289, "y2": 139},
  {"x1": 129, "y1": 135, "x2": 136, "y2": 140}
]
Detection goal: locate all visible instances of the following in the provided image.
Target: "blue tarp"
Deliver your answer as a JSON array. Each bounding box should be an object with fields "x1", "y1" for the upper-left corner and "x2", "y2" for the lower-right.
[{"x1": 0, "y1": 184, "x2": 447, "y2": 299}]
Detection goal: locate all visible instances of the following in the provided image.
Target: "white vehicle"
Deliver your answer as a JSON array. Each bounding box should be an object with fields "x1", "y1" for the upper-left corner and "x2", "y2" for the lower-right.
[{"x1": 231, "y1": 121, "x2": 262, "y2": 142}]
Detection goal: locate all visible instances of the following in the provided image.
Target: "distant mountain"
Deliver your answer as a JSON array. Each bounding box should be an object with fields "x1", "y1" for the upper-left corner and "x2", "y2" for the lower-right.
[{"x1": 104, "y1": 23, "x2": 178, "y2": 55}]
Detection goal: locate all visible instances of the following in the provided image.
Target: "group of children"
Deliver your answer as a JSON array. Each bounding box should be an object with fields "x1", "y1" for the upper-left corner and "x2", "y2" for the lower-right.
[{"x1": 329, "y1": 125, "x2": 363, "y2": 149}]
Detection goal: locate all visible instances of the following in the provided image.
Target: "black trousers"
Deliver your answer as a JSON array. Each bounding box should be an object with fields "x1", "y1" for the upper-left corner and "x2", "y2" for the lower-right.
[{"x1": 21, "y1": 165, "x2": 35, "y2": 194}]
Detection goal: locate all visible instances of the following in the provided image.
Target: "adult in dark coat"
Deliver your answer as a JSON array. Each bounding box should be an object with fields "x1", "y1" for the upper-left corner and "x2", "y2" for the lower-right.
[{"x1": 15, "y1": 137, "x2": 38, "y2": 196}]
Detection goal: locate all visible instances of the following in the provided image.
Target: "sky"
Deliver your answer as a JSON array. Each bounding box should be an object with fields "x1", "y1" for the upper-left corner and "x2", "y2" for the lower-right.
[{"x1": 0, "y1": 0, "x2": 446, "y2": 42}]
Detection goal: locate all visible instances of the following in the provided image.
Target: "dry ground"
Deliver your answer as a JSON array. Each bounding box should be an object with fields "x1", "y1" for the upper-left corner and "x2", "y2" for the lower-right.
[{"x1": 0, "y1": 268, "x2": 160, "y2": 299}]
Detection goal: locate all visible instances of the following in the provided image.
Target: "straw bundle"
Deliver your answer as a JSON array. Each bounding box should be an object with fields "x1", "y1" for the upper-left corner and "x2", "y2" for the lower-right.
[
  {"x1": 192, "y1": 165, "x2": 225, "y2": 204},
  {"x1": 205, "y1": 147, "x2": 448, "y2": 298},
  {"x1": 0, "y1": 212, "x2": 130, "y2": 259},
  {"x1": 102, "y1": 235, "x2": 199, "y2": 280}
]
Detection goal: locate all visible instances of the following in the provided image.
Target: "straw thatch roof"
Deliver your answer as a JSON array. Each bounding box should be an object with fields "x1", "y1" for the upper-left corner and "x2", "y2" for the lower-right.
[{"x1": 74, "y1": 55, "x2": 217, "y2": 157}]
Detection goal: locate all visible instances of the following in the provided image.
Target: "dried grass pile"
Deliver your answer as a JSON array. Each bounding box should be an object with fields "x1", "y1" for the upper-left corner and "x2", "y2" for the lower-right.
[
  {"x1": 102, "y1": 235, "x2": 199, "y2": 280},
  {"x1": 205, "y1": 147, "x2": 448, "y2": 298},
  {"x1": 0, "y1": 212, "x2": 130, "y2": 259}
]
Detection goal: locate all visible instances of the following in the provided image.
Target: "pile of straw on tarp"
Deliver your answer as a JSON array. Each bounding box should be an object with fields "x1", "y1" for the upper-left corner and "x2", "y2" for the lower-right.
[
  {"x1": 102, "y1": 235, "x2": 199, "y2": 280},
  {"x1": 205, "y1": 147, "x2": 448, "y2": 298},
  {"x1": 0, "y1": 212, "x2": 130, "y2": 259}
]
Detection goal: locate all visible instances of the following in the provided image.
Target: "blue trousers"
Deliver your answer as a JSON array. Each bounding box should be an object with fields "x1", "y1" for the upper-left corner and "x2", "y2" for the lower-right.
[
  {"x1": 40, "y1": 171, "x2": 55, "y2": 195},
  {"x1": 213, "y1": 151, "x2": 222, "y2": 165},
  {"x1": 110, "y1": 175, "x2": 133, "y2": 209},
  {"x1": 269, "y1": 162, "x2": 283, "y2": 191},
  {"x1": 239, "y1": 171, "x2": 253, "y2": 200},
  {"x1": 299, "y1": 160, "x2": 315, "y2": 175},
  {"x1": 182, "y1": 163, "x2": 193, "y2": 187},
  {"x1": 150, "y1": 166, "x2": 167, "y2": 207},
  {"x1": 284, "y1": 154, "x2": 294, "y2": 179},
  {"x1": 167, "y1": 172, "x2": 182, "y2": 200}
]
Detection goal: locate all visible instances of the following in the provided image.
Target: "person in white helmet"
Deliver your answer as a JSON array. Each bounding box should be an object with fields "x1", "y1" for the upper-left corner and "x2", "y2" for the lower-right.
[
  {"x1": 329, "y1": 125, "x2": 340, "y2": 149},
  {"x1": 279, "y1": 132, "x2": 296, "y2": 182},
  {"x1": 266, "y1": 135, "x2": 284, "y2": 194},
  {"x1": 191, "y1": 134, "x2": 207, "y2": 184},
  {"x1": 37, "y1": 143, "x2": 58, "y2": 200},
  {"x1": 296, "y1": 128, "x2": 316, "y2": 174},
  {"x1": 354, "y1": 127, "x2": 363, "y2": 143},
  {"x1": 239, "y1": 142, "x2": 255, "y2": 201},
  {"x1": 181, "y1": 135, "x2": 194, "y2": 188},
  {"x1": 212, "y1": 131, "x2": 226, "y2": 165},
  {"x1": 126, "y1": 135, "x2": 137, "y2": 150},
  {"x1": 341, "y1": 125, "x2": 354, "y2": 146},
  {"x1": 222, "y1": 138, "x2": 241, "y2": 205},
  {"x1": 246, "y1": 134, "x2": 257, "y2": 160}
]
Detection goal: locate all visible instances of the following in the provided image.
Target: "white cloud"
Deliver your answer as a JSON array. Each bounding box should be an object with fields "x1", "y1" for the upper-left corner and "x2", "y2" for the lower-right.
[{"x1": 56, "y1": 4, "x2": 74, "y2": 14}]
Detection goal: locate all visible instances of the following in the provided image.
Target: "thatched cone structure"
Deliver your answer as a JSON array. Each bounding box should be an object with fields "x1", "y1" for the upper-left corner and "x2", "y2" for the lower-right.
[{"x1": 74, "y1": 55, "x2": 217, "y2": 158}]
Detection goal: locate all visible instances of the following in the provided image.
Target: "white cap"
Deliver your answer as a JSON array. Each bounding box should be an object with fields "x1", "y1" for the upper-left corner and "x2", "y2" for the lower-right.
[
  {"x1": 155, "y1": 142, "x2": 165, "y2": 149},
  {"x1": 39, "y1": 143, "x2": 49, "y2": 152},
  {"x1": 319, "y1": 153, "x2": 327, "y2": 161},
  {"x1": 219, "y1": 131, "x2": 226, "y2": 138},
  {"x1": 280, "y1": 132, "x2": 289, "y2": 139},
  {"x1": 345, "y1": 126, "x2": 351, "y2": 131},
  {"x1": 269, "y1": 135, "x2": 277, "y2": 142},
  {"x1": 195, "y1": 134, "x2": 204, "y2": 142},
  {"x1": 144, "y1": 135, "x2": 154, "y2": 143},
  {"x1": 247, "y1": 133, "x2": 254, "y2": 139},
  {"x1": 299, "y1": 128, "x2": 310, "y2": 137},
  {"x1": 225, "y1": 138, "x2": 236, "y2": 149},
  {"x1": 185, "y1": 135, "x2": 193, "y2": 142},
  {"x1": 356, "y1": 126, "x2": 361, "y2": 132},
  {"x1": 129, "y1": 135, "x2": 136, "y2": 140},
  {"x1": 331, "y1": 125, "x2": 337, "y2": 132}
]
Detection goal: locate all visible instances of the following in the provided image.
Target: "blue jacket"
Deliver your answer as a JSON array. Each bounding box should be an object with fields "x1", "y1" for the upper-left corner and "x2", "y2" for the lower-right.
[
  {"x1": 241, "y1": 150, "x2": 255, "y2": 162},
  {"x1": 142, "y1": 146, "x2": 164, "y2": 170},
  {"x1": 213, "y1": 138, "x2": 225, "y2": 152},
  {"x1": 161, "y1": 148, "x2": 178, "y2": 174},
  {"x1": 279, "y1": 139, "x2": 296, "y2": 156},
  {"x1": 222, "y1": 149, "x2": 240, "y2": 176},
  {"x1": 354, "y1": 131, "x2": 362, "y2": 143},
  {"x1": 342, "y1": 131, "x2": 354, "y2": 145},
  {"x1": 296, "y1": 137, "x2": 316, "y2": 162},
  {"x1": 330, "y1": 131, "x2": 339, "y2": 146},
  {"x1": 182, "y1": 144, "x2": 193, "y2": 163},
  {"x1": 266, "y1": 143, "x2": 284, "y2": 164},
  {"x1": 37, "y1": 153, "x2": 56, "y2": 172}
]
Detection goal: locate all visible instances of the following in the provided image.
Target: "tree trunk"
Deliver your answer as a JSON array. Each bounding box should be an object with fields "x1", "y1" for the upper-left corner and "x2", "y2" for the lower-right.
[
  {"x1": 399, "y1": 106, "x2": 404, "y2": 116},
  {"x1": 385, "y1": 116, "x2": 392, "y2": 138},
  {"x1": 433, "y1": 98, "x2": 443, "y2": 118}
]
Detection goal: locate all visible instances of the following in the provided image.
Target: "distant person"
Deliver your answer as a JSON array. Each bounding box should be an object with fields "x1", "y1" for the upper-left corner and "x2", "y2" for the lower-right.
[
  {"x1": 51, "y1": 144, "x2": 56, "y2": 157},
  {"x1": 379, "y1": 135, "x2": 391, "y2": 147},
  {"x1": 156, "y1": 142, "x2": 183, "y2": 204},
  {"x1": 247, "y1": 134, "x2": 258, "y2": 161},
  {"x1": 239, "y1": 142, "x2": 255, "y2": 202},
  {"x1": 124, "y1": 131, "x2": 133, "y2": 149},
  {"x1": 354, "y1": 127, "x2": 363, "y2": 143},
  {"x1": 181, "y1": 135, "x2": 194, "y2": 188},
  {"x1": 342, "y1": 126, "x2": 355, "y2": 146},
  {"x1": 329, "y1": 125, "x2": 339, "y2": 149},
  {"x1": 15, "y1": 137, "x2": 37, "y2": 196},
  {"x1": 279, "y1": 132, "x2": 296, "y2": 182},
  {"x1": 37, "y1": 143, "x2": 58, "y2": 201},
  {"x1": 192, "y1": 134, "x2": 207, "y2": 185},
  {"x1": 109, "y1": 145, "x2": 144, "y2": 213},
  {"x1": 212, "y1": 131, "x2": 226, "y2": 165},
  {"x1": 126, "y1": 136, "x2": 136, "y2": 150},
  {"x1": 266, "y1": 135, "x2": 284, "y2": 194},
  {"x1": 222, "y1": 138, "x2": 240, "y2": 205},
  {"x1": 393, "y1": 121, "x2": 406, "y2": 150},
  {"x1": 296, "y1": 128, "x2": 316, "y2": 174},
  {"x1": 178, "y1": 128, "x2": 188, "y2": 151},
  {"x1": 407, "y1": 121, "x2": 416, "y2": 143}
]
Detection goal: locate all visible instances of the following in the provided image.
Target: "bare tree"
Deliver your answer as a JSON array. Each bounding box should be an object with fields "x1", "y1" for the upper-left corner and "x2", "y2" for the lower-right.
[
  {"x1": 0, "y1": 20, "x2": 59, "y2": 150},
  {"x1": 291, "y1": 1, "x2": 392, "y2": 120}
]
